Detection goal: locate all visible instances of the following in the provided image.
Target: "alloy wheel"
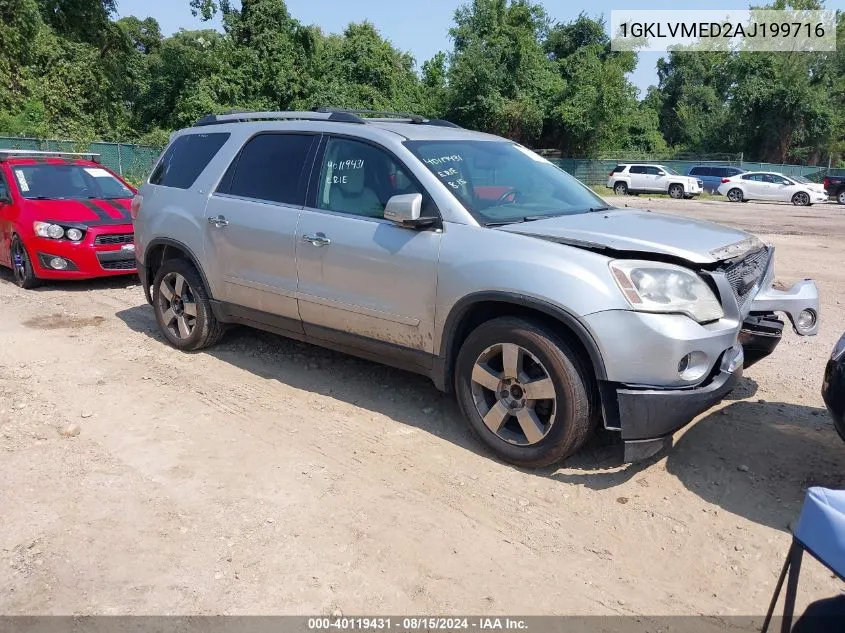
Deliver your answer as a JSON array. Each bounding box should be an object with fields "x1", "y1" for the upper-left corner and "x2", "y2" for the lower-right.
[
  {"x1": 838, "y1": 190, "x2": 845, "y2": 205},
  {"x1": 728, "y1": 188, "x2": 743, "y2": 202},
  {"x1": 157, "y1": 272, "x2": 198, "y2": 340},
  {"x1": 793, "y1": 192, "x2": 809, "y2": 206},
  {"x1": 470, "y1": 343, "x2": 557, "y2": 446}
]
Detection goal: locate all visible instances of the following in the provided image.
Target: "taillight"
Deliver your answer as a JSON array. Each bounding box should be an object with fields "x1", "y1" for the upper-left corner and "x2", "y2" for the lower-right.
[
  {"x1": 721, "y1": 178, "x2": 731, "y2": 183},
  {"x1": 824, "y1": 178, "x2": 830, "y2": 189},
  {"x1": 609, "y1": 171, "x2": 614, "y2": 177},
  {"x1": 130, "y1": 194, "x2": 143, "y2": 220}
]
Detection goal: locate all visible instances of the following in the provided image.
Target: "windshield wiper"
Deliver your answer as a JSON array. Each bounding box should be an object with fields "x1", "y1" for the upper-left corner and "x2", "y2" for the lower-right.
[
  {"x1": 26, "y1": 196, "x2": 65, "y2": 200},
  {"x1": 485, "y1": 216, "x2": 546, "y2": 227}
]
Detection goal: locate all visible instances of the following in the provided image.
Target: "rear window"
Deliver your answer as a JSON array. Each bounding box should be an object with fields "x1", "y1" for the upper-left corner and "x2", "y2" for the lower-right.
[
  {"x1": 150, "y1": 132, "x2": 230, "y2": 189},
  {"x1": 217, "y1": 133, "x2": 315, "y2": 206}
]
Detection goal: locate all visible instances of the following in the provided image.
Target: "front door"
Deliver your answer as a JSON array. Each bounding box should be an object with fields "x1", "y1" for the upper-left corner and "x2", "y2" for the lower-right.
[
  {"x1": 203, "y1": 132, "x2": 318, "y2": 330},
  {"x1": 0, "y1": 170, "x2": 14, "y2": 266},
  {"x1": 296, "y1": 136, "x2": 441, "y2": 361}
]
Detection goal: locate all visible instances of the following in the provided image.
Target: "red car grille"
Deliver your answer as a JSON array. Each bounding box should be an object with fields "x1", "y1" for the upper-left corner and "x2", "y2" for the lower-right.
[{"x1": 94, "y1": 233, "x2": 134, "y2": 245}]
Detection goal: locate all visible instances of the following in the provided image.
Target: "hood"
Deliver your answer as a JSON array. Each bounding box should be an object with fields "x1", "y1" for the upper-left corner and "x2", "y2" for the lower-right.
[
  {"x1": 21, "y1": 198, "x2": 133, "y2": 227},
  {"x1": 498, "y1": 208, "x2": 755, "y2": 264}
]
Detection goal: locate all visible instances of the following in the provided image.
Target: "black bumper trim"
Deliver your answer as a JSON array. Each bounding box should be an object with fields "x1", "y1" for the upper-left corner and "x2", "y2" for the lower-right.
[
  {"x1": 617, "y1": 358, "x2": 743, "y2": 442},
  {"x1": 36, "y1": 252, "x2": 78, "y2": 271},
  {"x1": 739, "y1": 313, "x2": 783, "y2": 368}
]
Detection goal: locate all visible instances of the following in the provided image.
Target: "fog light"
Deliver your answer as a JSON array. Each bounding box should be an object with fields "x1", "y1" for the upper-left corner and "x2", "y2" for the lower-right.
[
  {"x1": 678, "y1": 351, "x2": 709, "y2": 381},
  {"x1": 796, "y1": 309, "x2": 816, "y2": 332},
  {"x1": 49, "y1": 257, "x2": 68, "y2": 270}
]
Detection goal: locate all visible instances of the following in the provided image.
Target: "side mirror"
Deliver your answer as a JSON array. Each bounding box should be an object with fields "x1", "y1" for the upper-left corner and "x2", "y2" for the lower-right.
[
  {"x1": 384, "y1": 193, "x2": 438, "y2": 229},
  {"x1": 657, "y1": 171, "x2": 665, "y2": 176}
]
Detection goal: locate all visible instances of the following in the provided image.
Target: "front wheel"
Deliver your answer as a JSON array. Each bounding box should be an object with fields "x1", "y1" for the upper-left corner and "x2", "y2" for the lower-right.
[
  {"x1": 10, "y1": 236, "x2": 40, "y2": 289},
  {"x1": 727, "y1": 188, "x2": 744, "y2": 202},
  {"x1": 152, "y1": 258, "x2": 224, "y2": 351},
  {"x1": 454, "y1": 317, "x2": 596, "y2": 468},
  {"x1": 837, "y1": 190, "x2": 845, "y2": 205},
  {"x1": 792, "y1": 191, "x2": 811, "y2": 207},
  {"x1": 668, "y1": 184, "x2": 685, "y2": 199},
  {"x1": 613, "y1": 182, "x2": 628, "y2": 196}
]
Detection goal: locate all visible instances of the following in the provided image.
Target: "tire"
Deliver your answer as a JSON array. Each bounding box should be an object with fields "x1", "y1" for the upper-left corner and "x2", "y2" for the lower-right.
[
  {"x1": 454, "y1": 317, "x2": 596, "y2": 468},
  {"x1": 668, "y1": 183, "x2": 684, "y2": 199},
  {"x1": 152, "y1": 258, "x2": 224, "y2": 351},
  {"x1": 613, "y1": 182, "x2": 628, "y2": 196},
  {"x1": 727, "y1": 188, "x2": 744, "y2": 203},
  {"x1": 10, "y1": 235, "x2": 41, "y2": 289},
  {"x1": 837, "y1": 190, "x2": 845, "y2": 205},
  {"x1": 792, "y1": 191, "x2": 810, "y2": 207}
]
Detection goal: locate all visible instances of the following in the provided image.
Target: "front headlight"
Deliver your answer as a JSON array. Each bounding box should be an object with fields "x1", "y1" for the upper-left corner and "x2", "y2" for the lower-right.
[
  {"x1": 610, "y1": 260, "x2": 724, "y2": 323},
  {"x1": 832, "y1": 333, "x2": 845, "y2": 362},
  {"x1": 33, "y1": 222, "x2": 65, "y2": 239}
]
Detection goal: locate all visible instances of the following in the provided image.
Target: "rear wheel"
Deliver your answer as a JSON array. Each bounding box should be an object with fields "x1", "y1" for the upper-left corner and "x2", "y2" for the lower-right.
[
  {"x1": 455, "y1": 317, "x2": 596, "y2": 468},
  {"x1": 152, "y1": 258, "x2": 224, "y2": 351},
  {"x1": 837, "y1": 190, "x2": 845, "y2": 205},
  {"x1": 10, "y1": 236, "x2": 40, "y2": 289},
  {"x1": 668, "y1": 183, "x2": 684, "y2": 199},
  {"x1": 613, "y1": 182, "x2": 628, "y2": 196},
  {"x1": 792, "y1": 191, "x2": 810, "y2": 207},
  {"x1": 727, "y1": 188, "x2": 744, "y2": 202}
]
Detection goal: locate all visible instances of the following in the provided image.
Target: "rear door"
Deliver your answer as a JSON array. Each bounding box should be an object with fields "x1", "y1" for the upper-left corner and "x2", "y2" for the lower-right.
[
  {"x1": 740, "y1": 174, "x2": 765, "y2": 199},
  {"x1": 628, "y1": 165, "x2": 648, "y2": 190},
  {"x1": 203, "y1": 132, "x2": 319, "y2": 330},
  {"x1": 295, "y1": 135, "x2": 442, "y2": 359}
]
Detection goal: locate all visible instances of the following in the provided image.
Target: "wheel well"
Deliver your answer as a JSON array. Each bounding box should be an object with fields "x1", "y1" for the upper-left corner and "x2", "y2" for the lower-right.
[
  {"x1": 442, "y1": 300, "x2": 602, "y2": 393},
  {"x1": 143, "y1": 241, "x2": 209, "y2": 303}
]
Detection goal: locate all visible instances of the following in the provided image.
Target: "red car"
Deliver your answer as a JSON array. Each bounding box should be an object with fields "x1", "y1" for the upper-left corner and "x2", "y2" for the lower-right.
[{"x1": 0, "y1": 151, "x2": 137, "y2": 288}]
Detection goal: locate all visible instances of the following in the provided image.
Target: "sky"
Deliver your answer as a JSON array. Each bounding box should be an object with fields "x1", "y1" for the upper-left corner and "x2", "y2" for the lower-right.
[{"x1": 114, "y1": 0, "x2": 837, "y2": 98}]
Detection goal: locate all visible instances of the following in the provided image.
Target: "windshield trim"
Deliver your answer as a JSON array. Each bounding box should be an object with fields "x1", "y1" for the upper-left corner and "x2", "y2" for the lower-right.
[{"x1": 12, "y1": 163, "x2": 134, "y2": 200}]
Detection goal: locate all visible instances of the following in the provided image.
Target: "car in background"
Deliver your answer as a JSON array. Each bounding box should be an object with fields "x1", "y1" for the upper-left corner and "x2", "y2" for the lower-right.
[
  {"x1": 687, "y1": 165, "x2": 745, "y2": 194},
  {"x1": 607, "y1": 164, "x2": 702, "y2": 199},
  {"x1": 822, "y1": 332, "x2": 845, "y2": 442},
  {"x1": 717, "y1": 171, "x2": 828, "y2": 206},
  {"x1": 0, "y1": 150, "x2": 137, "y2": 288},
  {"x1": 822, "y1": 171, "x2": 845, "y2": 205}
]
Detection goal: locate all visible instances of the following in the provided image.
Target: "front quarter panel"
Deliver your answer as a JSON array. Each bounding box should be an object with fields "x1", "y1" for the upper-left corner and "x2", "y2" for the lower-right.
[{"x1": 434, "y1": 223, "x2": 627, "y2": 354}]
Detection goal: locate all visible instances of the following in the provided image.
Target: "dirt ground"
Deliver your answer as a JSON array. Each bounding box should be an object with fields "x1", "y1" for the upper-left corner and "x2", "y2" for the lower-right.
[{"x1": 2, "y1": 196, "x2": 844, "y2": 618}]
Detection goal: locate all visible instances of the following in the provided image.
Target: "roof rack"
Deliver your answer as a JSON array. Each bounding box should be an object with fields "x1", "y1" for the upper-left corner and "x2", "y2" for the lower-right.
[
  {"x1": 315, "y1": 107, "x2": 462, "y2": 128},
  {"x1": 0, "y1": 149, "x2": 101, "y2": 162},
  {"x1": 194, "y1": 110, "x2": 365, "y2": 127}
]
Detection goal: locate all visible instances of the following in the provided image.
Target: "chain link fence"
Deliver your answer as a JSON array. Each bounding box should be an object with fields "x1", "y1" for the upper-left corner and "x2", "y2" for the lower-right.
[{"x1": 0, "y1": 136, "x2": 162, "y2": 184}]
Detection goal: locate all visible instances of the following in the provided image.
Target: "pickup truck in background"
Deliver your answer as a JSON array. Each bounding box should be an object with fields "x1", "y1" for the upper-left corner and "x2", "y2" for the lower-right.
[{"x1": 823, "y1": 172, "x2": 845, "y2": 204}]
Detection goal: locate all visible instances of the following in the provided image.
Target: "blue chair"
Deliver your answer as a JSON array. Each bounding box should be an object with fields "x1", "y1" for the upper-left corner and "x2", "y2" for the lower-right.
[{"x1": 762, "y1": 487, "x2": 845, "y2": 632}]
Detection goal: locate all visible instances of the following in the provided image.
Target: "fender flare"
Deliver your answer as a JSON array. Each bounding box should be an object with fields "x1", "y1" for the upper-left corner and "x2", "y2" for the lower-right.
[
  {"x1": 436, "y1": 291, "x2": 608, "y2": 390},
  {"x1": 142, "y1": 237, "x2": 214, "y2": 304}
]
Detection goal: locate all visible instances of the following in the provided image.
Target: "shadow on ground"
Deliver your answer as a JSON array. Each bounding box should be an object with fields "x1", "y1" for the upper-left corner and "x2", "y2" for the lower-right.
[{"x1": 115, "y1": 303, "x2": 845, "y2": 531}]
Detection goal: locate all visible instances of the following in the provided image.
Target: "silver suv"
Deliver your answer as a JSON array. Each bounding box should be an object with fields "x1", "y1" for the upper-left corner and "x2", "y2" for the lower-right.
[{"x1": 133, "y1": 109, "x2": 819, "y2": 467}]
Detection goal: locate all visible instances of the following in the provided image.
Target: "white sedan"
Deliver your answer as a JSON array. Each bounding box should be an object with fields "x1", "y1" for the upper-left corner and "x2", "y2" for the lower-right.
[{"x1": 717, "y1": 171, "x2": 828, "y2": 206}]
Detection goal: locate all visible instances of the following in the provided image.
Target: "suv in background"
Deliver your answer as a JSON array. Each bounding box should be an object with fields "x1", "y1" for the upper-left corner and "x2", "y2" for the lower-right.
[
  {"x1": 133, "y1": 109, "x2": 819, "y2": 467},
  {"x1": 687, "y1": 165, "x2": 745, "y2": 194},
  {"x1": 606, "y1": 164, "x2": 702, "y2": 198}
]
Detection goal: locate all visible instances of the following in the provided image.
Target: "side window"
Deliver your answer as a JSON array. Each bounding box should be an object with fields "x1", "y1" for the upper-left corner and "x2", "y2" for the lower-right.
[
  {"x1": 689, "y1": 167, "x2": 704, "y2": 176},
  {"x1": 629, "y1": 166, "x2": 646, "y2": 174},
  {"x1": 762, "y1": 174, "x2": 776, "y2": 183},
  {"x1": 742, "y1": 174, "x2": 762, "y2": 181},
  {"x1": 316, "y1": 137, "x2": 425, "y2": 219},
  {"x1": 149, "y1": 132, "x2": 230, "y2": 189},
  {"x1": 728, "y1": 169, "x2": 742, "y2": 176},
  {"x1": 0, "y1": 172, "x2": 9, "y2": 201},
  {"x1": 220, "y1": 133, "x2": 315, "y2": 206},
  {"x1": 645, "y1": 166, "x2": 661, "y2": 175}
]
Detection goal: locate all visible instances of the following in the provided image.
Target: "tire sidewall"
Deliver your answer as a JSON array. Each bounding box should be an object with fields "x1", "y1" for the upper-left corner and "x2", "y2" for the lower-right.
[
  {"x1": 792, "y1": 192, "x2": 809, "y2": 206},
  {"x1": 669, "y1": 184, "x2": 684, "y2": 199},
  {"x1": 728, "y1": 188, "x2": 743, "y2": 202},
  {"x1": 614, "y1": 182, "x2": 627, "y2": 196},
  {"x1": 152, "y1": 259, "x2": 212, "y2": 350},
  {"x1": 838, "y1": 190, "x2": 845, "y2": 205},
  {"x1": 454, "y1": 319, "x2": 591, "y2": 467},
  {"x1": 10, "y1": 236, "x2": 38, "y2": 289}
]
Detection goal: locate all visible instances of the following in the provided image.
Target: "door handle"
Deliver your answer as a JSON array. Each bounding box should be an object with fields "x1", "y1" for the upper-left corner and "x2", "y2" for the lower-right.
[
  {"x1": 302, "y1": 233, "x2": 331, "y2": 247},
  {"x1": 208, "y1": 215, "x2": 229, "y2": 228}
]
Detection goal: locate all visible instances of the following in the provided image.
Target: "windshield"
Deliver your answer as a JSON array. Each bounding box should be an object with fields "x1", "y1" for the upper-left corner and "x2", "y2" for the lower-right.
[
  {"x1": 660, "y1": 165, "x2": 679, "y2": 176},
  {"x1": 11, "y1": 164, "x2": 134, "y2": 200},
  {"x1": 792, "y1": 175, "x2": 810, "y2": 184},
  {"x1": 404, "y1": 140, "x2": 608, "y2": 224}
]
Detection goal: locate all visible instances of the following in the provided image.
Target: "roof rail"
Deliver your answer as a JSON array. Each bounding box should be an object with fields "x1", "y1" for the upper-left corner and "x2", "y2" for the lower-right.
[
  {"x1": 193, "y1": 110, "x2": 365, "y2": 127},
  {"x1": 0, "y1": 149, "x2": 101, "y2": 162},
  {"x1": 314, "y1": 107, "x2": 462, "y2": 129}
]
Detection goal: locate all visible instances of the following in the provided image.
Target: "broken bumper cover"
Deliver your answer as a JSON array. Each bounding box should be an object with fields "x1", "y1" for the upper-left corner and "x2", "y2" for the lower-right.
[
  {"x1": 617, "y1": 345, "x2": 744, "y2": 462},
  {"x1": 750, "y1": 279, "x2": 819, "y2": 336}
]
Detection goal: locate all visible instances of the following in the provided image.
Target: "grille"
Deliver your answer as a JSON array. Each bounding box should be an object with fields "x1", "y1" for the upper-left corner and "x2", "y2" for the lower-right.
[
  {"x1": 726, "y1": 247, "x2": 770, "y2": 306},
  {"x1": 100, "y1": 258, "x2": 136, "y2": 271},
  {"x1": 95, "y1": 233, "x2": 134, "y2": 245}
]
